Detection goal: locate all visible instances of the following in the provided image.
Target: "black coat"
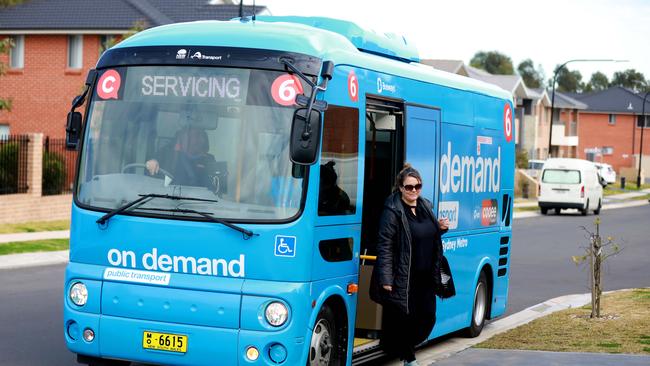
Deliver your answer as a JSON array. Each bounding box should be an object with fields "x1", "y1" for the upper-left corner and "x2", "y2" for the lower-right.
[{"x1": 369, "y1": 192, "x2": 449, "y2": 314}]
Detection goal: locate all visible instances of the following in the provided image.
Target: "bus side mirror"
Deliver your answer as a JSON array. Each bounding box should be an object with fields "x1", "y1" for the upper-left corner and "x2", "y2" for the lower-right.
[
  {"x1": 66, "y1": 111, "x2": 82, "y2": 150},
  {"x1": 290, "y1": 108, "x2": 322, "y2": 165}
]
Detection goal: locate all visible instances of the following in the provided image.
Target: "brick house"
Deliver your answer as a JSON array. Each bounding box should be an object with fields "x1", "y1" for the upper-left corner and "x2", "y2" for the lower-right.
[
  {"x1": 0, "y1": 0, "x2": 266, "y2": 138},
  {"x1": 573, "y1": 86, "x2": 650, "y2": 177}
]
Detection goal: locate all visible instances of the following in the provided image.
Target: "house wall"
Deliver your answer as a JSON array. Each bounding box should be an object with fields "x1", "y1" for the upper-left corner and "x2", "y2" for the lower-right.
[
  {"x1": 0, "y1": 34, "x2": 101, "y2": 138},
  {"x1": 577, "y1": 112, "x2": 650, "y2": 173},
  {"x1": 534, "y1": 103, "x2": 550, "y2": 159}
]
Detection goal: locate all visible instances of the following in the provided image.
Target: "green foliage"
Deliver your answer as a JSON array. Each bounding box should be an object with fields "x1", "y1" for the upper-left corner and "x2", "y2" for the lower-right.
[
  {"x1": 517, "y1": 59, "x2": 544, "y2": 88},
  {"x1": 0, "y1": 142, "x2": 19, "y2": 194},
  {"x1": 470, "y1": 51, "x2": 514, "y2": 75},
  {"x1": 42, "y1": 151, "x2": 66, "y2": 195},
  {"x1": 0, "y1": 37, "x2": 13, "y2": 111},
  {"x1": 584, "y1": 71, "x2": 610, "y2": 93},
  {"x1": 0, "y1": 0, "x2": 26, "y2": 8},
  {"x1": 101, "y1": 20, "x2": 148, "y2": 52},
  {"x1": 610, "y1": 69, "x2": 648, "y2": 93},
  {"x1": 516, "y1": 149, "x2": 529, "y2": 169},
  {"x1": 552, "y1": 66, "x2": 584, "y2": 93}
]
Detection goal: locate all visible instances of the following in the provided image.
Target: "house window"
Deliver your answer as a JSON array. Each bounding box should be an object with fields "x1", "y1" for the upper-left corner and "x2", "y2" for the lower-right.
[
  {"x1": 638, "y1": 115, "x2": 650, "y2": 128},
  {"x1": 608, "y1": 114, "x2": 616, "y2": 125},
  {"x1": 602, "y1": 146, "x2": 614, "y2": 155},
  {"x1": 9, "y1": 35, "x2": 24, "y2": 69},
  {"x1": 0, "y1": 124, "x2": 9, "y2": 137},
  {"x1": 68, "y1": 35, "x2": 83, "y2": 69}
]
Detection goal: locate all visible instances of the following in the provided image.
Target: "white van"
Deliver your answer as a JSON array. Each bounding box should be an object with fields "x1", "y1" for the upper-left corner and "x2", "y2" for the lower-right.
[{"x1": 538, "y1": 158, "x2": 605, "y2": 215}]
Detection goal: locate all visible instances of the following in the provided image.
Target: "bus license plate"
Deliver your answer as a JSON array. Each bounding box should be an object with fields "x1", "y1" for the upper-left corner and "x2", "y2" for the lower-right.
[{"x1": 142, "y1": 331, "x2": 187, "y2": 353}]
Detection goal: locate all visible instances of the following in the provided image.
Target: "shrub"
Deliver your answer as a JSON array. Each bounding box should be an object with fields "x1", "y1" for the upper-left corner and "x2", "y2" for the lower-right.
[
  {"x1": 42, "y1": 151, "x2": 66, "y2": 195},
  {"x1": 0, "y1": 142, "x2": 19, "y2": 194},
  {"x1": 516, "y1": 149, "x2": 529, "y2": 169}
]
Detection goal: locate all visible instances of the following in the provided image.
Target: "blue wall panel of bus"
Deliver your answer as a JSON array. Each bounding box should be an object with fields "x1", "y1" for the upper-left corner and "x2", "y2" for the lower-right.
[{"x1": 63, "y1": 16, "x2": 514, "y2": 366}]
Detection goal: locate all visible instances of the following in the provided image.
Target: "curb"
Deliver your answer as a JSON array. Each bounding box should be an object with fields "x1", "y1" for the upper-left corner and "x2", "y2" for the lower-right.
[
  {"x1": 0, "y1": 249, "x2": 69, "y2": 270},
  {"x1": 514, "y1": 199, "x2": 648, "y2": 219},
  {"x1": 382, "y1": 292, "x2": 595, "y2": 365}
]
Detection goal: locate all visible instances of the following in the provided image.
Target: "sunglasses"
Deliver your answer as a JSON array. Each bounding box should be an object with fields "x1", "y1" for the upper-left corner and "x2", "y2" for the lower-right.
[{"x1": 402, "y1": 184, "x2": 422, "y2": 192}]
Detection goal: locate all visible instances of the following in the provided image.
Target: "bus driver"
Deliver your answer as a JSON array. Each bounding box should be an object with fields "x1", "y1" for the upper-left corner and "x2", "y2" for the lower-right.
[{"x1": 145, "y1": 126, "x2": 217, "y2": 188}]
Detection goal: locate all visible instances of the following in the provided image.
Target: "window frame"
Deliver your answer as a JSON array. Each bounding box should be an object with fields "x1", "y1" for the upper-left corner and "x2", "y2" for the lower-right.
[
  {"x1": 608, "y1": 114, "x2": 616, "y2": 125},
  {"x1": 9, "y1": 35, "x2": 24, "y2": 69},
  {"x1": 67, "y1": 35, "x2": 83, "y2": 69}
]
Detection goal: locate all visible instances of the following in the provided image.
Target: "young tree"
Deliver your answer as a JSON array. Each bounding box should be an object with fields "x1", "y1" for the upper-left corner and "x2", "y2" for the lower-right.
[
  {"x1": 517, "y1": 59, "x2": 544, "y2": 88},
  {"x1": 0, "y1": 37, "x2": 13, "y2": 112},
  {"x1": 584, "y1": 71, "x2": 610, "y2": 93},
  {"x1": 551, "y1": 66, "x2": 584, "y2": 93},
  {"x1": 470, "y1": 51, "x2": 514, "y2": 75},
  {"x1": 0, "y1": 0, "x2": 25, "y2": 8},
  {"x1": 610, "y1": 69, "x2": 648, "y2": 93},
  {"x1": 572, "y1": 217, "x2": 622, "y2": 318}
]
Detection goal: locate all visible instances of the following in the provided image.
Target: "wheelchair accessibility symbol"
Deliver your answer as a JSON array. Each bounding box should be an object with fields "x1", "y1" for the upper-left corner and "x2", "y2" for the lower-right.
[{"x1": 274, "y1": 236, "x2": 296, "y2": 257}]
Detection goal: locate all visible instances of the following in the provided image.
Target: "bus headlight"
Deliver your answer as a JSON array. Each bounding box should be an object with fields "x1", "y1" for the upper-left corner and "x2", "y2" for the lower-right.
[
  {"x1": 265, "y1": 301, "x2": 288, "y2": 327},
  {"x1": 69, "y1": 282, "x2": 88, "y2": 306}
]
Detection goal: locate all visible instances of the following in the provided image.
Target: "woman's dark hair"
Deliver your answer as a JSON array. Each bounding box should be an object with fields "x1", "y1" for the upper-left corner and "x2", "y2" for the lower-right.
[{"x1": 394, "y1": 163, "x2": 422, "y2": 191}]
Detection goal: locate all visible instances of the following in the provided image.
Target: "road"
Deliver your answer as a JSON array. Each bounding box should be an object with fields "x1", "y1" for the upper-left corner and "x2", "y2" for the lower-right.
[{"x1": 0, "y1": 205, "x2": 648, "y2": 365}]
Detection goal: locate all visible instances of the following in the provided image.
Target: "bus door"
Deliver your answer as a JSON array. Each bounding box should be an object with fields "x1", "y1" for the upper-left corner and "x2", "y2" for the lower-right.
[
  {"x1": 404, "y1": 105, "x2": 440, "y2": 207},
  {"x1": 356, "y1": 97, "x2": 404, "y2": 342}
]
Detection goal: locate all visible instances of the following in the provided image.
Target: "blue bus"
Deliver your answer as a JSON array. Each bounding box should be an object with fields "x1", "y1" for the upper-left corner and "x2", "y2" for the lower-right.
[{"x1": 63, "y1": 16, "x2": 514, "y2": 366}]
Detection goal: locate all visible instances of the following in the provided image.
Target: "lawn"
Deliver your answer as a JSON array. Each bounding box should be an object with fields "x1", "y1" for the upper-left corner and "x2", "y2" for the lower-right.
[
  {"x1": 603, "y1": 183, "x2": 650, "y2": 197},
  {"x1": 476, "y1": 289, "x2": 650, "y2": 354},
  {"x1": 0, "y1": 239, "x2": 69, "y2": 255},
  {"x1": 0, "y1": 220, "x2": 70, "y2": 234}
]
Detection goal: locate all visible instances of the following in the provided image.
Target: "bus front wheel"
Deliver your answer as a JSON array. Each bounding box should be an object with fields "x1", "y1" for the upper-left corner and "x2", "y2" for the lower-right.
[
  {"x1": 463, "y1": 271, "x2": 488, "y2": 338},
  {"x1": 308, "y1": 304, "x2": 343, "y2": 366}
]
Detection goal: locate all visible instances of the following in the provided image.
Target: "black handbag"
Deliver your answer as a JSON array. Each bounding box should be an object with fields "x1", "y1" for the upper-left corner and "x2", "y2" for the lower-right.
[{"x1": 438, "y1": 255, "x2": 456, "y2": 299}]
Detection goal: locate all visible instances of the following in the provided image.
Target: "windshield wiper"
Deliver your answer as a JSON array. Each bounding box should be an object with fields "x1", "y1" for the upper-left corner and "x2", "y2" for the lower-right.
[
  {"x1": 96, "y1": 194, "x2": 219, "y2": 226},
  {"x1": 137, "y1": 207, "x2": 256, "y2": 239}
]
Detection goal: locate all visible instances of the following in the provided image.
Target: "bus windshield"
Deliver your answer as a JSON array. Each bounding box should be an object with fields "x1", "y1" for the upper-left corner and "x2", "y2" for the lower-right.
[
  {"x1": 542, "y1": 169, "x2": 581, "y2": 184},
  {"x1": 76, "y1": 66, "x2": 305, "y2": 221}
]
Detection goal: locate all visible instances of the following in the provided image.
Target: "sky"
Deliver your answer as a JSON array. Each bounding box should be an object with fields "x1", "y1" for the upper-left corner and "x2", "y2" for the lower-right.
[{"x1": 258, "y1": 0, "x2": 650, "y2": 86}]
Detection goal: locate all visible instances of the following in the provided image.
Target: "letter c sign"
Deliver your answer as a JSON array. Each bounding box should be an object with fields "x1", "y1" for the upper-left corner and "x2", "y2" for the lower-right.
[
  {"x1": 504, "y1": 103, "x2": 513, "y2": 142},
  {"x1": 97, "y1": 70, "x2": 121, "y2": 100}
]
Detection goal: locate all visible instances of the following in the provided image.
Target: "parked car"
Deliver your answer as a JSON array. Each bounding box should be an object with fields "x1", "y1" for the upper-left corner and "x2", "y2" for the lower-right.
[
  {"x1": 538, "y1": 158, "x2": 605, "y2": 215},
  {"x1": 593, "y1": 162, "x2": 616, "y2": 185}
]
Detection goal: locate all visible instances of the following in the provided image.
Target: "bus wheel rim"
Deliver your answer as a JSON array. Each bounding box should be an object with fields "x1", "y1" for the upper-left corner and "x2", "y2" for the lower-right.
[
  {"x1": 473, "y1": 281, "x2": 486, "y2": 326},
  {"x1": 309, "y1": 319, "x2": 333, "y2": 366}
]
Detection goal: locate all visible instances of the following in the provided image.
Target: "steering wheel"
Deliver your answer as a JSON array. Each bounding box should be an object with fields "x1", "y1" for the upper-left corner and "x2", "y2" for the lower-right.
[{"x1": 121, "y1": 163, "x2": 175, "y2": 180}]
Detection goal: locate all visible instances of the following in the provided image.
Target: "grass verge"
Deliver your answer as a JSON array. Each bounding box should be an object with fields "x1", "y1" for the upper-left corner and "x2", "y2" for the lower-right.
[
  {"x1": 604, "y1": 183, "x2": 650, "y2": 196},
  {"x1": 514, "y1": 206, "x2": 540, "y2": 213},
  {"x1": 0, "y1": 220, "x2": 70, "y2": 234},
  {"x1": 476, "y1": 288, "x2": 650, "y2": 354},
  {"x1": 0, "y1": 239, "x2": 69, "y2": 255}
]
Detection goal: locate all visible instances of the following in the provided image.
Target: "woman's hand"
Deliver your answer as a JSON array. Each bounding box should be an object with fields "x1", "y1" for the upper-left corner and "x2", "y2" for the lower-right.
[
  {"x1": 438, "y1": 217, "x2": 449, "y2": 230},
  {"x1": 382, "y1": 284, "x2": 393, "y2": 292},
  {"x1": 145, "y1": 159, "x2": 160, "y2": 175}
]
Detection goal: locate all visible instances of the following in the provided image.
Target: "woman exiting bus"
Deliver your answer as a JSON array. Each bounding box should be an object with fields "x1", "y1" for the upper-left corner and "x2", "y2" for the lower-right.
[{"x1": 370, "y1": 164, "x2": 453, "y2": 366}]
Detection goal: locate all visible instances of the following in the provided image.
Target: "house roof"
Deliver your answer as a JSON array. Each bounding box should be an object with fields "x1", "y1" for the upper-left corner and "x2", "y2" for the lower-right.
[
  {"x1": 466, "y1": 65, "x2": 530, "y2": 98},
  {"x1": 572, "y1": 86, "x2": 650, "y2": 114},
  {"x1": 0, "y1": 0, "x2": 267, "y2": 33},
  {"x1": 551, "y1": 90, "x2": 588, "y2": 110},
  {"x1": 419, "y1": 59, "x2": 469, "y2": 76}
]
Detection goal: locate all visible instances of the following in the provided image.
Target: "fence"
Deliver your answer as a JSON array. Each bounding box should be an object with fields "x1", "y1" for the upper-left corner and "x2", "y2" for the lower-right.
[
  {"x1": 43, "y1": 136, "x2": 78, "y2": 195},
  {"x1": 0, "y1": 134, "x2": 29, "y2": 195}
]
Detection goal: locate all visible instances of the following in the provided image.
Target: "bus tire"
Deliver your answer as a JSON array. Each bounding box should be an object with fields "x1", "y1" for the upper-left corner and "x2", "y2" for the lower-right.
[
  {"x1": 463, "y1": 271, "x2": 488, "y2": 338},
  {"x1": 308, "y1": 304, "x2": 343, "y2": 366}
]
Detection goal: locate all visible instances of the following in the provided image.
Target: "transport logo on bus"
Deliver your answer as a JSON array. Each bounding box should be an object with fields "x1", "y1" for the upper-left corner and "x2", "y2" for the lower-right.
[
  {"x1": 271, "y1": 74, "x2": 303, "y2": 106},
  {"x1": 176, "y1": 49, "x2": 188, "y2": 59},
  {"x1": 504, "y1": 103, "x2": 513, "y2": 142},
  {"x1": 274, "y1": 235, "x2": 296, "y2": 257},
  {"x1": 348, "y1": 71, "x2": 359, "y2": 102},
  {"x1": 481, "y1": 199, "x2": 498, "y2": 226},
  {"x1": 97, "y1": 69, "x2": 121, "y2": 100}
]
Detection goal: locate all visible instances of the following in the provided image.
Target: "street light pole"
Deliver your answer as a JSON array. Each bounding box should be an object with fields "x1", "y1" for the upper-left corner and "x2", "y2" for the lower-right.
[
  {"x1": 547, "y1": 59, "x2": 626, "y2": 159},
  {"x1": 637, "y1": 91, "x2": 650, "y2": 188}
]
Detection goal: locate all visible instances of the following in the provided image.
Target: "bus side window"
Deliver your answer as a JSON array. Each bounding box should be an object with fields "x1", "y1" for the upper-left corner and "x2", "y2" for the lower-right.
[{"x1": 318, "y1": 106, "x2": 359, "y2": 216}]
